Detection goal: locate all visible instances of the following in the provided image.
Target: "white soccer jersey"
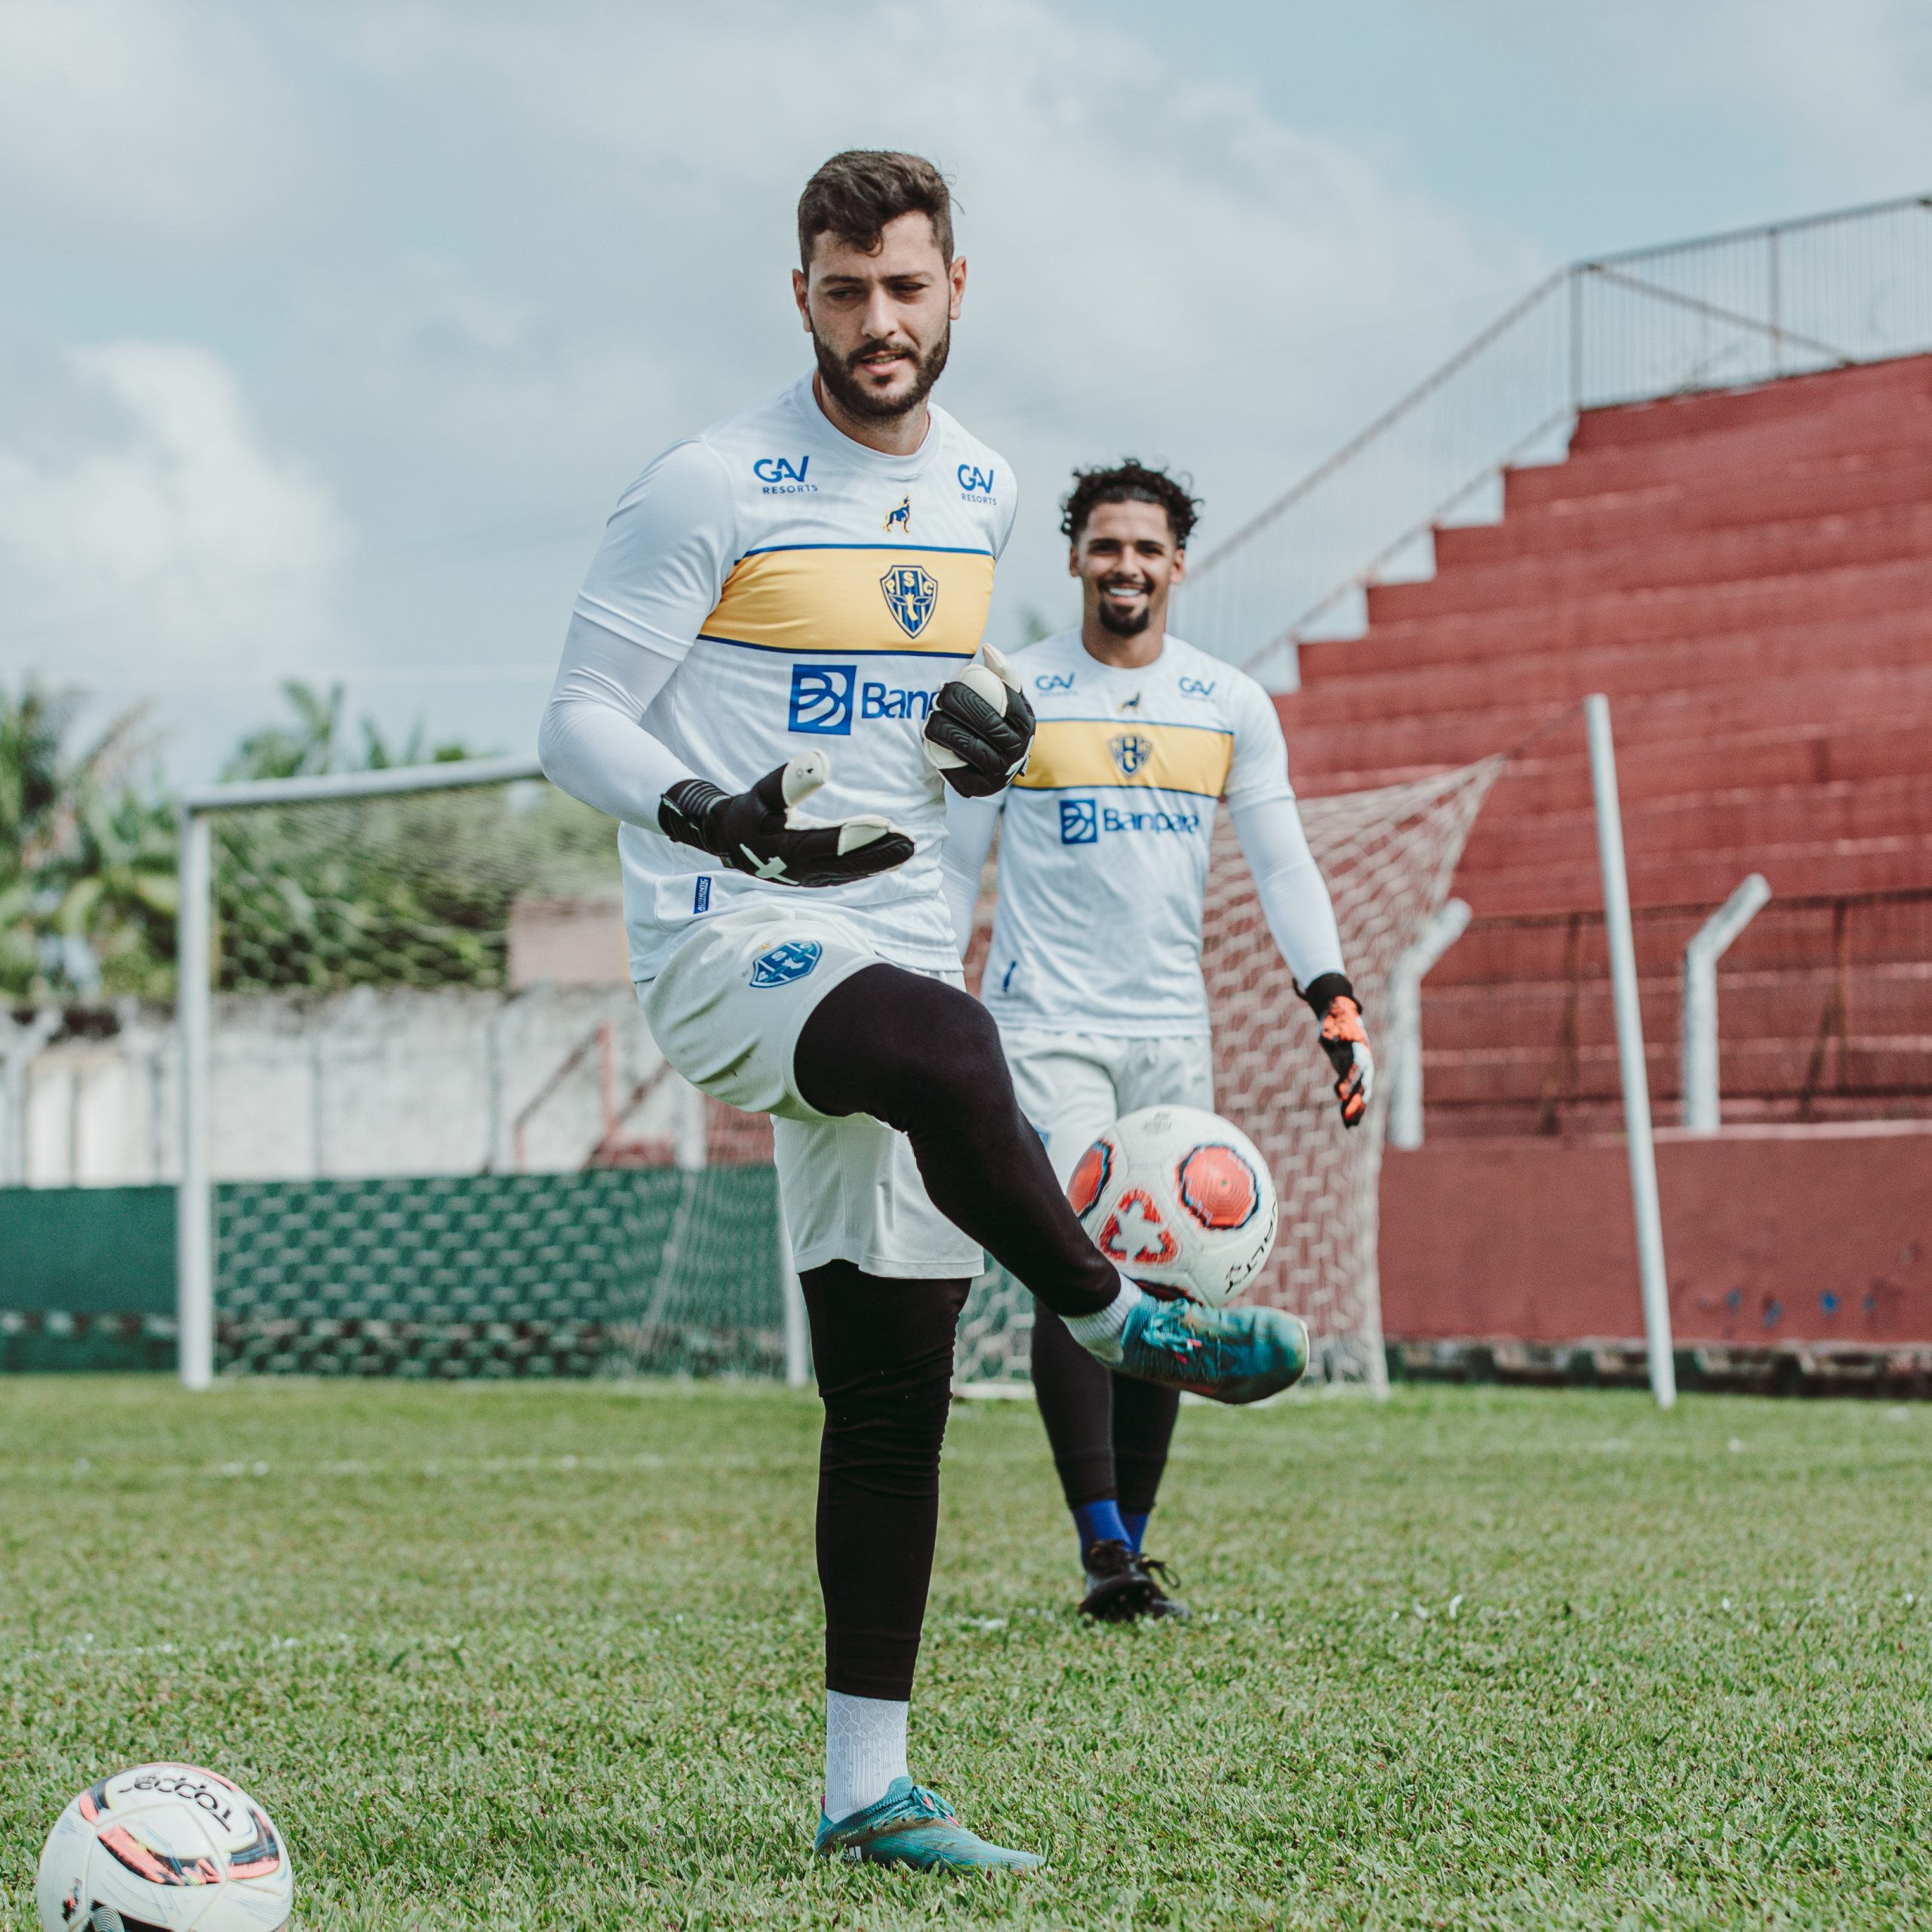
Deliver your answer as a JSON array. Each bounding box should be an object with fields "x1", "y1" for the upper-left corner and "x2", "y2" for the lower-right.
[
  {"x1": 573, "y1": 374, "x2": 1017, "y2": 982},
  {"x1": 968, "y1": 629, "x2": 1297, "y2": 1035}
]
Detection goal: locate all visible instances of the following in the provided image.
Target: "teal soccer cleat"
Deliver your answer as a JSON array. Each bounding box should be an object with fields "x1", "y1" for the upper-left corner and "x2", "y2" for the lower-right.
[
  {"x1": 1116, "y1": 1294, "x2": 1309, "y2": 1404},
  {"x1": 814, "y1": 1777, "x2": 1043, "y2": 1872}
]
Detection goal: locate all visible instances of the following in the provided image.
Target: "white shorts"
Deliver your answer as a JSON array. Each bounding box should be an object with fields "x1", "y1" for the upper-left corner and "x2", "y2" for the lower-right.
[
  {"x1": 1000, "y1": 1027, "x2": 1216, "y2": 1189},
  {"x1": 638, "y1": 903, "x2": 983, "y2": 1281}
]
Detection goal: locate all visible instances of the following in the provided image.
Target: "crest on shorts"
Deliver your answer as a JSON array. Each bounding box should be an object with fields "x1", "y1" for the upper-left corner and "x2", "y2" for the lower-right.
[
  {"x1": 749, "y1": 940, "x2": 823, "y2": 989},
  {"x1": 879, "y1": 563, "x2": 938, "y2": 638},
  {"x1": 1109, "y1": 731, "x2": 1154, "y2": 778}
]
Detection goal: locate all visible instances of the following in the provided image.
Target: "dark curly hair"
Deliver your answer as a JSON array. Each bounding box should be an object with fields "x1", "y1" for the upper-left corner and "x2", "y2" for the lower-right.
[{"x1": 1060, "y1": 460, "x2": 1201, "y2": 549}]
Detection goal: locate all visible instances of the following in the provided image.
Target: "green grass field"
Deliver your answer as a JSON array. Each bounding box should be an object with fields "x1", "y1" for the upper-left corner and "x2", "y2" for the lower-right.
[{"x1": 4, "y1": 1378, "x2": 1930, "y2": 1930}]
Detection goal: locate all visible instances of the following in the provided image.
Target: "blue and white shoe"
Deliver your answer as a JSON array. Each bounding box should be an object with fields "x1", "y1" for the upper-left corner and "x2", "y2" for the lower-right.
[
  {"x1": 1117, "y1": 1295, "x2": 1309, "y2": 1404},
  {"x1": 814, "y1": 1777, "x2": 1043, "y2": 1872}
]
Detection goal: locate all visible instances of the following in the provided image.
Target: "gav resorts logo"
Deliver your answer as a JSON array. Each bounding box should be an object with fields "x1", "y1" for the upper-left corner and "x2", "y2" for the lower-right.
[
  {"x1": 750, "y1": 940, "x2": 823, "y2": 988},
  {"x1": 882, "y1": 495, "x2": 912, "y2": 533},
  {"x1": 1059, "y1": 798, "x2": 1099, "y2": 844},
  {"x1": 957, "y1": 463, "x2": 997, "y2": 500},
  {"x1": 1109, "y1": 731, "x2": 1154, "y2": 777},
  {"x1": 1178, "y1": 675, "x2": 1217, "y2": 698},
  {"x1": 752, "y1": 455, "x2": 814, "y2": 494},
  {"x1": 878, "y1": 563, "x2": 938, "y2": 638},
  {"x1": 1034, "y1": 672, "x2": 1075, "y2": 693},
  {"x1": 789, "y1": 663, "x2": 856, "y2": 734}
]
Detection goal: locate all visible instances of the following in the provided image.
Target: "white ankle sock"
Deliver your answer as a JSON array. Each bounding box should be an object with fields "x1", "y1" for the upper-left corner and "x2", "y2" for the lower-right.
[
  {"x1": 824, "y1": 1690, "x2": 909, "y2": 1821},
  {"x1": 1062, "y1": 1277, "x2": 1146, "y2": 1364}
]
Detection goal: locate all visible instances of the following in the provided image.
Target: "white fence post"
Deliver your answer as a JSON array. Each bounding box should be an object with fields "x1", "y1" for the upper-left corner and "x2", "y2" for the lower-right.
[
  {"x1": 1388, "y1": 897, "x2": 1472, "y2": 1151},
  {"x1": 1681, "y1": 875, "x2": 1771, "y2": 1134},
  {"x1": 1585, "y1": 695, "x2": 1675, "y2": 1410},
  {"x1": 175, "y1": 808, "x2": 214, "y2": 1392}
]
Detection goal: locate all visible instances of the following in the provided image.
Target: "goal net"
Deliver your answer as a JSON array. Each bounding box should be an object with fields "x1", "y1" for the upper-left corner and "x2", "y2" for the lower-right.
[
  {"x1": 180, "y1": 753, "x2": 1498, "y2": 1391},
  {"x1": 180, "y1": 762, "x2": 798, "y2": 1384},
  {"x1": 954, "y1": 755, "x2": 1504, "y2": 1389}
]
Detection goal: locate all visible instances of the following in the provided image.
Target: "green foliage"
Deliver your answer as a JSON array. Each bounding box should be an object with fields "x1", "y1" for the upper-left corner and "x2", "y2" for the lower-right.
[
  {"x1": 0, "y1": 683, "x2": 177, "y2": 1001},
  {"x1": 1, "y1": 678, "x2": 612, "y2": 1002},
  {"x1": 3, "y1": 1382, "x2": 1929, "y2": 1930}
]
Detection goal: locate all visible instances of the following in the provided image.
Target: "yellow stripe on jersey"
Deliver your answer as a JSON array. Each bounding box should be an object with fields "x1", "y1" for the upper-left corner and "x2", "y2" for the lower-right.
[
  {"x1": 1016, "y1": 718, "x2": 1234, "y2": 798},
  {"x1": 700, "y1": 544, "x2": 995, "y2": 657}
]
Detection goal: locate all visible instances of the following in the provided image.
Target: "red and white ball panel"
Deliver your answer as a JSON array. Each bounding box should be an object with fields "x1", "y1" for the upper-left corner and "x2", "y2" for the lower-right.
[
  {"x1": 38, "y1": 1764, "x2": 292, "y2": 1932},
  {"x1": 1066, "y1": 1103, "x2": 1279, "y2": 1309}
]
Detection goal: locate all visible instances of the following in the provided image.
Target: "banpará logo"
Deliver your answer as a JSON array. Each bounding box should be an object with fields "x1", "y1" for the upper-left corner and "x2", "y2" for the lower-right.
[
  {"x1": 1059, "y1": 798, "x2": 1099, "y2": 844},
  {"x1": 753, "y1": 455, "x2": 815, "y2": 493},
  {"x1": 1177, "y1": 675, "x2": 1217, "y2": 698},
  {"x1": 1101, "y1": 805, "x2": 1201, "y2": 835},
  {"x1": 1109, "y1": 731, "x2": 1154, "y2": 777},
  {"x1": 957, "y1": 463, "x2": 997, "y2": 497},
  {"x1": 1033, "y1": 672, "x2": 1076, "y2": 692},
  {"x1": 883, "y1": 495, "x2": 912, "y2": 534},
  {"x1": 789, "y1": 663, "x2": 856, "y2": 735},
  {"x1": 750, "y1": 940, "x2": 823, "y2": 989},
  {"x1": 879, "y1": 562, "x2": 937, "y2": 638},
  {"x1": 860, "y1": 680, "x2": 934, "y2": 721}
]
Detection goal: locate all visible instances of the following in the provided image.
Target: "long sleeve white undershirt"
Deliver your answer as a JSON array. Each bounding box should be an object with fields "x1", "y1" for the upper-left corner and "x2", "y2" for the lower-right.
[
  {"x1": 941, "y1": 790, "x2": 1346, "y2": 994},
  {"x1": 536, "y1": 614, "x2": 695, "y2": 830}
]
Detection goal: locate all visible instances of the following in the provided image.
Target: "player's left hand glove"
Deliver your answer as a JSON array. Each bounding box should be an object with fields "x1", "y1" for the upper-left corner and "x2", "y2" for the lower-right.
[
  {"x1": 923, "y1": 644, "x2": 1035, "y2": 797},
  {"x1": 1302, "y1": 973, "x2": 1374, "y2": 1129}
]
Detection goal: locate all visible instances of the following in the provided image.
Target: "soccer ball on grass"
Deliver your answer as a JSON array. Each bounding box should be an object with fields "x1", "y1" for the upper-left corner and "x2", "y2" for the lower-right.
[
  {"x1": 38, "y1": 1763, "x2": 292, "y2": 1932},
  {"x1": 1068, "y1": 1104, "x2": 1278, "y2": 1309}
]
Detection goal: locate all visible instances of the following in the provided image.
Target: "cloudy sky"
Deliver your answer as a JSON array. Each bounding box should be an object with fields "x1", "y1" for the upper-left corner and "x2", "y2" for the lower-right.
[{"x1": 3, "y1": 0, "x2": 1930, "y2": 781}]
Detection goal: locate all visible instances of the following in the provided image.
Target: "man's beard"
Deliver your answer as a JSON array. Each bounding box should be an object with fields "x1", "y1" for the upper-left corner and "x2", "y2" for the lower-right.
[
  {"x1": 813, "y1": 324, "x2": 951, "y2": 424},
  {"x1": 1096, "y1": 586, "x2": 1155, "y2": 637}
]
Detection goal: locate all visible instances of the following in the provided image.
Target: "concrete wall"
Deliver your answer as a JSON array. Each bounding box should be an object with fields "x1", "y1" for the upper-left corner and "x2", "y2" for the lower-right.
[
  {"x1": 1380, "y1": 1121, "x2": 1932, "y2": 1346},
  {"x1": 2, "y1": 985, "x2": 687, "y2": 1187}
]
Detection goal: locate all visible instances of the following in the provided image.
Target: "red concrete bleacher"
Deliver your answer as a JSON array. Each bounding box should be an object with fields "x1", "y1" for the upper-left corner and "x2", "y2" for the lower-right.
[{"x1": 1280, "y1": 352, "x2": 1932, "y2": 1133}]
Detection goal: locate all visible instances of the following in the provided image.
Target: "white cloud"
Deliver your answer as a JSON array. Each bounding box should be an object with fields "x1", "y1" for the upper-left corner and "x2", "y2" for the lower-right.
[
  {"x1": 0, "y1": 342, "x2": 351, "y2": 688},
  {"x1": 0, "y1": 0, "x2": 292, "y2": 238}
]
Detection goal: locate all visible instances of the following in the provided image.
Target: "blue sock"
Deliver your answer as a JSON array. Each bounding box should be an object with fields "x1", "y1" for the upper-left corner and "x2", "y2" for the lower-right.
[
  {"x1": 1121, "y1": 1510, "x2": 1150, "y2": 1552},
  {"x1": 1072, "y1": 1498, "x2": 1129, "y2": 1558}
]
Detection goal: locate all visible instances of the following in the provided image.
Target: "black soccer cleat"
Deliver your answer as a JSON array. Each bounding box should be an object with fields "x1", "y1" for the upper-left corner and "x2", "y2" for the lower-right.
[
  {"x1": 1078, "y1": 1538, "x2": 1157, "y2": 1623},
  {"x1": 1134, "y1": 1552, "x2": 1192, "y2": 1622}
]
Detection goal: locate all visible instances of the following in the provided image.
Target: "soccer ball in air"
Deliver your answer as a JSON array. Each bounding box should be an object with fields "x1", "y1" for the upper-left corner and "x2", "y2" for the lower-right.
[
  {"x1": 37, "y1": 1764, "x2": 293, "y2": 1932},
  {"x1": 1068, "y1": 1104, "x2": 1279, "y2": 1308}
]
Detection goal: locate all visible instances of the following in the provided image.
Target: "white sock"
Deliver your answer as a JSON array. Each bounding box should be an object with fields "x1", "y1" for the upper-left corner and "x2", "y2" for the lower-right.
[
  {"x1": 1061, "y1": 1277, "x2": 1146, "y2": 1364},
  {"x1": 824, "y1": 1690, "x2": 909, "y2": 1821}
]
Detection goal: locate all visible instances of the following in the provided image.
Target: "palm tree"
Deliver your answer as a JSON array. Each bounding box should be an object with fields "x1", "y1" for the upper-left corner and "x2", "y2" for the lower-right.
[{"x1": 0, "y1": 683, "x2": 176, "y2": 999}]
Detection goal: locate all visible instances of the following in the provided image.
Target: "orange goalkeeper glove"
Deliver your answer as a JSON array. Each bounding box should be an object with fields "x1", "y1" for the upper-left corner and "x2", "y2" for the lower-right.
[{"x1": 1302, "y1": 974, "x2": 1373, "y2": 1129}]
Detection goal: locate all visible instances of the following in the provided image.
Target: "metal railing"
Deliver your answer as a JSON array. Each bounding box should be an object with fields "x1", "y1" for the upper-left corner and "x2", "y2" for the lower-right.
[{"x1": 1177, "y1": 193, "x2": 1932, "y2": 688}]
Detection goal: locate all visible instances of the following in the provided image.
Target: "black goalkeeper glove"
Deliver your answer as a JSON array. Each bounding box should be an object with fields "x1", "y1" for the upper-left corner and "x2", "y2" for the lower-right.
[
  {"x1": 659, "y1": 750, "x2": 915, "y2": 889},
  {"x1": 922, "y1": 644, "x2": 1035, "y2": 798},
  {"x1": 1301, "y1": 971, "x2": 1374, "y2": 1130}
]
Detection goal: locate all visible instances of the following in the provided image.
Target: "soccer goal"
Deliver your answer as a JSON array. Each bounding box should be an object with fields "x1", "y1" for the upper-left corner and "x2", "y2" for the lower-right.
[
  {"x1": 954, "y1": 755, "x2": 1506, "y2": 1392},
  {"x1": 172, "y1": 757, "x2": 808, "y2": 1390}
]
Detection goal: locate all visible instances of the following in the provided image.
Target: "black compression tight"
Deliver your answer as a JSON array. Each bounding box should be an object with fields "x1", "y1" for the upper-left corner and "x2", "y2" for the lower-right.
[
  {"x1": 1031, "y1": 1303, "x2": 1182, "y2": 1513},
  {"x1": 792, "y1": 964, "x2": 1120, "y2": 1321},
  {"x1": 803, "y1": 1262, "x2": 968, "y2": 1701}
]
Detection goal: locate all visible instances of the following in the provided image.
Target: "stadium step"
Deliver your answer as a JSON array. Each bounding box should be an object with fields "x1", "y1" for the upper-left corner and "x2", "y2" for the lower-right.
[
  {"x1": 1287, "y1": 608, "x2": 1932, "y2": 729},
  {"x1": 1376, "y1": 500, "x2": 1932, "y2": 622},
  {"x1": 1470, "y1": 443, "x2": 1932, "y2": 561},
  {"x1": 1565, "y1": 353, "x2": 1932, "y2": 451},
  {"x1": 1367, "y1": 512, "x2": 1932, "y2": 624},
  {"x1": 1284, "y1": 660, "x2": 1932, "y2": 783},
  {"x1": 1356, "y1": 552, "x2": 1932, "y2": 661}
]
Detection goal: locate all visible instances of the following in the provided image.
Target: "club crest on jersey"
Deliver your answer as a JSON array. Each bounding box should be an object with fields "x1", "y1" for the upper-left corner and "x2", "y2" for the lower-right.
[
  {"x1": 1109, "y1": 731, "x2": 1154, "y2": 777},
  {"x1": 749, "y1": 940, "x2": 823, "y2": 988},
  {"x1": 878, "y1": 563, "x2": 937, "y2": 638},
  {"x1": 882, "y1": 496, "x2": 912, "y2": 534}
]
